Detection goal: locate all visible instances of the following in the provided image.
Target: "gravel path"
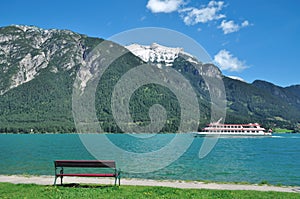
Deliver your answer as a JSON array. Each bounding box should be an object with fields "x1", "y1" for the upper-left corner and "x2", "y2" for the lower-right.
[{"x1": 0, "y1": 175, "x2": 299, "y2": 193}]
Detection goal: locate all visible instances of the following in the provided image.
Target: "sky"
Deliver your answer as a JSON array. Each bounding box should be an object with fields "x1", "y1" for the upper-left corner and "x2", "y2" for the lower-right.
[{"x1": 1, "y1": 0, "x2": 299, "y2": 87}]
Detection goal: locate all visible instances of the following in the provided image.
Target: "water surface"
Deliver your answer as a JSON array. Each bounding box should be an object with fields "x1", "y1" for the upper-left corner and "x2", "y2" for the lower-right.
[{"x1": 0, "y1": 133, "x2": 299, "y2": 186}]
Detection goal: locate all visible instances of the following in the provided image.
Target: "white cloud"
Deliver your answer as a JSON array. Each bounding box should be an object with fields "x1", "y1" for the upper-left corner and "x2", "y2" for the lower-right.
[
  {"x1": 218, "y1": 20, "x2": 239, "y2": 34},
  {"x1": 146, "y1": 0, "x2": 251, "y2": 35},
  {"x1": 179, "y1": 1, "x2": 225, "y2": 25},
  {"x1": 146, "y1": 0, "x2": 184, "y2": 13},
  {"x1": 241, "y1": 20, "x2": 249, "y2": 27},
  {"x1": 140, "y1": 16, "x2": 146, "y2": 21},
  {"x1": 218, "y1": 20, "x2": 250, "y2": 34},
  {"x1": 214, "y1": 50, "x2": 247, "y2": 72}
]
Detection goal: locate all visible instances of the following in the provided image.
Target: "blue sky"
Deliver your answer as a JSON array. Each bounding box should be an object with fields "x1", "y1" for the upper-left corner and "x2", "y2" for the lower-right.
[{"x1": 1, "y1": 0, "x2": 299, "y2": 86}]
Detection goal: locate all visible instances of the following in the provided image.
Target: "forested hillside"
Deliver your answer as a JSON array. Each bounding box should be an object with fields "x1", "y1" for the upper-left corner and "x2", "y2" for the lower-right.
[{"x1": 0, "y1": 25, "x2": 299, "y2": 133}]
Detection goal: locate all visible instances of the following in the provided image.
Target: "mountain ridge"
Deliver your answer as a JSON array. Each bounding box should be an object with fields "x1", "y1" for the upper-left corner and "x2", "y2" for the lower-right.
[{"x1": 0, "y1": 25, "x2": 299, "y2": 133}]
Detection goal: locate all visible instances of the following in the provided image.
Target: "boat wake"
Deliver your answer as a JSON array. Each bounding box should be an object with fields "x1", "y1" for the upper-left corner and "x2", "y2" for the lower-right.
[
  {"x1": 271, "y1": 135, "x2": 284, "y2": 138},
  {"x1": 272, "y1": 135, "x2": 300, "y2": 139}
]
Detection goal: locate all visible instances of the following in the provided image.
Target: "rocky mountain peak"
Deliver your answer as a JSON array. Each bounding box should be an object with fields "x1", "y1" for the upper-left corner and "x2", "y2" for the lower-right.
[{"x1": 0, "y1": 25, "x2": 86, "y2": 94}]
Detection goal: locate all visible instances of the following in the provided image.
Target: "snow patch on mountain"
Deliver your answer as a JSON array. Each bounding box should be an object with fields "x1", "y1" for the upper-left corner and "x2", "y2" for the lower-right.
[
  {"x1": 228, "y1": 76, "x2": 246, "y2": 83},
  {"x1": 126, "y1": 43, "x2": 195, "y2": 67}
]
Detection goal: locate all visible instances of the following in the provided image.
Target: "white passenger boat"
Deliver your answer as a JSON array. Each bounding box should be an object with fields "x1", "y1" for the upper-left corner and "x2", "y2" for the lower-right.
[{"x1": 196, "y1": 122, "x2": 272, "y2": 137}]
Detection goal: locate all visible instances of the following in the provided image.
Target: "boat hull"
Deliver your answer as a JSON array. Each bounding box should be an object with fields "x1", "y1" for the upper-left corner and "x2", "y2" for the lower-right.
[{"x1": 194, "y1": 132, "x2": 272, "y2": 137}]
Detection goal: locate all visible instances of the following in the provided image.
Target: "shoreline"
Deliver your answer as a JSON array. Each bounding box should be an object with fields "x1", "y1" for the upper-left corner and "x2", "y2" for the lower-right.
[
  {"x1": 0, "y1": 175, "x2": 299, "y2": 193},
  {"x1": 0, "y1": 132, "x2": 299, "y2": 134}
]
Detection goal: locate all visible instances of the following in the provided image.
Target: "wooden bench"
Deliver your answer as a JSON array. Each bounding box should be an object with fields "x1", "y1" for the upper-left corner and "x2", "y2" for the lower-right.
[{"x1": 54, "y1": 160, "x2": 121, "y2": 186}]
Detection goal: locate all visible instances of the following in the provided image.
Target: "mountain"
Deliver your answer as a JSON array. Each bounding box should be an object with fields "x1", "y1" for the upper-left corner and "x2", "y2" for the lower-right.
[
  {"x1": 0, "y1": 25, "x2": 299, "y2": 133},
  {"x1": 0, "y1": 25, "x2": 103, "y2": 132},
  {"x1": 125, "y1": 43, "x2": 300, "y2": 131},
  {"x1": 224, "y1": 78, "x2": 300, "y2": 130},
  {"x1": 252, "y1": 80, "x2": 300, "y2": 110}
]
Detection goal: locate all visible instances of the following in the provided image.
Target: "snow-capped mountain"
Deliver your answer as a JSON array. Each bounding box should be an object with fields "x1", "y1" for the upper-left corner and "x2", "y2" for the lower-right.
[
  {"x1": 126, "y1": 43, "x2": 196, "y2": 67},
  {"x1": 125, "y1": 42, "x2": 222, "y2": 80},
  {"x1": 1, "y1": 25, "x2": 300, "y2": 133}
]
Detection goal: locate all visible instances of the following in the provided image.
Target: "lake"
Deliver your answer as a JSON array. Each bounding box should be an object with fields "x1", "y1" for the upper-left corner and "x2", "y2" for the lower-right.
[{"x1": 0, "y1": 133, "x2": 299, "y2": 186}]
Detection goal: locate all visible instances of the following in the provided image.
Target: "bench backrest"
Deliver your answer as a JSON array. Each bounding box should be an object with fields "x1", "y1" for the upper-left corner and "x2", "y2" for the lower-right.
[{"x1": 54, "y1": 160, "x2": 116, "y2": 168}]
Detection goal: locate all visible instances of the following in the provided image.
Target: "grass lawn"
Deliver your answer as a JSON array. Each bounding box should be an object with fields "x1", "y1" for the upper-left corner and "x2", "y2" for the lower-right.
[
  {"x1": 273, "y1": 128, "x2": 294, "y2": 133},
  {"x1": 0, "y1": 183, "x2": 299, "y2": 199}
]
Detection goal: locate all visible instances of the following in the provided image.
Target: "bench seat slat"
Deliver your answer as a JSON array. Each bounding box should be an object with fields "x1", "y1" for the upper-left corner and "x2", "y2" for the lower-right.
[
  {"x1": 55, "y1": 160, "x2": 116, "y2": 168},
  {"x1": 56, "y1": 173, "x2": 117, "y2": 177}
]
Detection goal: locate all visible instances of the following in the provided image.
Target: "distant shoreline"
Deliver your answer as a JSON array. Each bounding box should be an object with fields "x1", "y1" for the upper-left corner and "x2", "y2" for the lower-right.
[{"x1": 0, "y1": 132, "x2": 298, "y2": 135}]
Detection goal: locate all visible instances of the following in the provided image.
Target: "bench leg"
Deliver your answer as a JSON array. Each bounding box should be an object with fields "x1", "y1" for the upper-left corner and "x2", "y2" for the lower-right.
[
  {"x1": 54, "y1": 176, "x2": 57, "y2": 186},
  {"x1": 53, "y1": 175, "x2": 63, "y2": 186},
  {"x1": 60, "y1": 168, "x2": 63, "y2": 185},
  {"x1": 114, "y1": 177, "x2": 117, "y2": 186},
  {"x1": 116, "y1": 169, "x2": 121, "y2": 186},
  {"x1": 118, "y1": 170, "x2": 121, "y2": 186},
  {"x1": 114, "y1": 176, "x2": 121, "y2": 186}
]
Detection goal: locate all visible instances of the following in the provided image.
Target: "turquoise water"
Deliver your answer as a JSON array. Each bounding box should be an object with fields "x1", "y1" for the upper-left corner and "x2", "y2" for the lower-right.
[{"x1": 0, "y1": 133, "x2": 299, "y2": 186}]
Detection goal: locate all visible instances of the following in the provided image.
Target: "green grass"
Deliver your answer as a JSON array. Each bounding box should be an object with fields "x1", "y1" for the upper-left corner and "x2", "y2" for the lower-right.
[
  {"x1": 273, "y1": 128, "x2": 294, "y2": 133},
  {"x1": 0, "y1": 183, "x2": 299, "y2": 199}
]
